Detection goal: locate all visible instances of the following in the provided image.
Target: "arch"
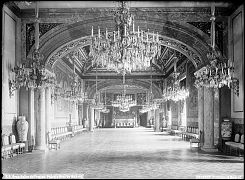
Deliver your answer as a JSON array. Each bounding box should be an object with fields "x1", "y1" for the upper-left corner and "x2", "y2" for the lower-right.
[
  {"x1": 27, "y1": 17, "x2": 212, "y2": 70},
  {"x1": 86, "y1": 79, "x2": 162, "y2": 99}
]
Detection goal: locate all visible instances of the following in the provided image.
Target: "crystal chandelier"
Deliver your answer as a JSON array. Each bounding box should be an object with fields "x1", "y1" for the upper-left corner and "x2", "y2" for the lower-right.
[
  {"x1": 89, "y1": 1, "x2": 161, "y2": 74},
  {"x1": 162, "y1": 60, "x2": 189, "y2": 102},
  {"x1": 91, "y1": 66, "x2": 104, "y2": 110},
  {"x1": 9, "y1": 1, "x2": 56, "y2": 97},
  {"x1": 111, "y1": 70, "x2": 137, "y2": 112},
  {"x1": 194, "y1": 4, "x2": 239, "y2": 95},
  {"x1": 140, "y1": 63, "x2": 160, "y2": 113},
  {"x1": 100, "y1": 90, "x2": 110, "y2": 113},
  {"x1": 61, "y1": 59, "x2": 86, "y2": 102}
]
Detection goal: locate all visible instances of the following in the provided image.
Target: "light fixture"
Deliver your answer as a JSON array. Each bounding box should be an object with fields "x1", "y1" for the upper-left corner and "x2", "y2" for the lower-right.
[
  {"x1": 91, "y1": 66, "x2": 104, "y2": 110},
  {"x1": 9, "y1": 1, "x2": 56, "y2": 97},
  {"x1": 111, "y1": 70, "x2": 137, "y2": 112},
  {"x1": 61, "y1": 58, "x2": 85, "y2": 102},
  {"x1": 100, "y1": 89, "x2": 110, "y2": 113},
  {"x1": 162, "y1": 60, "x2": 189, "y2": 102},
  {"x1": 140, "y1": 61, "x2": 160, "y2": 113},
  {"x1": 89, "y1": 1, "x2": 161, "y2": 74},
  {"x1": 194, "y1": 3, "x2": 239, "y2": 95}
]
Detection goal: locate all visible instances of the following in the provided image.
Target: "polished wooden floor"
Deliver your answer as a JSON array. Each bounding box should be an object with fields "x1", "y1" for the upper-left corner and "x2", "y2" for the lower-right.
[{"x1": 2, "y1": 128, "x2": 244, "y2": 179}]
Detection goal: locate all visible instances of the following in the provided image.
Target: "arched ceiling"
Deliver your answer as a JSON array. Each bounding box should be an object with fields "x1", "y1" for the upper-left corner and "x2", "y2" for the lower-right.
[{"x1": 17, "y1": 1, "x2": 237, "y2": 98}]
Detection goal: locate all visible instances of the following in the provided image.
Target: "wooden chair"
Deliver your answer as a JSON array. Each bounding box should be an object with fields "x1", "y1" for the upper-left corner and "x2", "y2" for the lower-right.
[{"x1": 47, "y1": 132, "x2": 61, "y2": 150}]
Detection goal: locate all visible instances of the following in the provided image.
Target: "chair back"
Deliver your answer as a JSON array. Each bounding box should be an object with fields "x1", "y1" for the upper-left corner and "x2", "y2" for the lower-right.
[
  {"x1": 10, "y1": 134, "x2": 17, "y2": 144},
  {"x1": 240, "y1": 134, "x2": 244, "y2": 144},
  {"x1": 234, "y1": 134, "x2": 240, "y2": 142},
  {"x1": 47, "y1": 131, "x2": 52, "y2": 141},
  {"x1": 2, "y1": 134, "x2": 10, "y2": 146}
]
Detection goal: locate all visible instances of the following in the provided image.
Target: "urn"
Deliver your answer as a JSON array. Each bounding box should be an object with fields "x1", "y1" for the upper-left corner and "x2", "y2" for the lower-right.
[{"x1": 17, "y1": 116, "x2": 29, "y2": 142}]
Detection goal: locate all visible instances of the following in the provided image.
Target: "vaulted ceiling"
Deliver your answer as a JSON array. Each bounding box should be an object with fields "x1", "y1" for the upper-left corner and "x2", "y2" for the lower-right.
[{"x1": 9, "y1": 1, "x2": 240, "y2": 97}]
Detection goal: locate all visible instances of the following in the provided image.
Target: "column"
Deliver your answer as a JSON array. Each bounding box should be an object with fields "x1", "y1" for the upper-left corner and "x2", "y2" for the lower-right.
[
  {"x1": 27, "y1": 88, "x2": 35, "y2": 151},
  {"x1": 168, "y1": 101, "x2": 172, "y2": 128},
  {"x1": 203, "y1": 87, "x2": 215, "y2": 150},
  {"x1": 36, "y1": 88, "x2": 46, "y2": 150},
  {"x1": 198, "y1": 87, "x2": 204, "y2": 146},
  {"x1": 154, "y1": 109, "x2": 160, "y2": 132},
  {"x1": 45, "y1": 87, "x2": 51, "y2": 145},
  {"x1": 147, "y1": 111, "x2": 150, "y2": 127},
  {"x1": 213, "y1": 88, "x2": 220, "y2": 146},
  {"x1": 89, "y1": 107, "x2": 94, "y2": 132}
]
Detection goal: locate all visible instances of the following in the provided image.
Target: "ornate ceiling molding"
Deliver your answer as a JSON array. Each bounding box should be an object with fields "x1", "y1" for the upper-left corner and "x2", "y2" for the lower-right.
[
  {"x1": 45, "y1": 35, "x2": 202, "y2": 72},
  {"x1": 25, "y1": 18, "x2": 214, "y2": 74}
]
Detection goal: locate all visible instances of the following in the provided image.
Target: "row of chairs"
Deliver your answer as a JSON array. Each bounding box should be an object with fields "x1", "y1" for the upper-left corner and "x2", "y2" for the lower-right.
[
  {"x1": 72, "y1": 125, "x2": 86, "y2": 135},
  {"x1": 225, "y1": 134, "x2": 244, "y2": 156},
  {"x1": 2, "y1": 134, "x2": 25, "y2": 159},
  {"x1": 48, "y1": 126, "x2": 73, "y2": 150},
  {"x1": 48, "y1": 125, "x2": 87, "y2": 150},
  {"x1": 181, "y1": 126, "x2": 199, "y2": 140},
  {"x1": 50, "y1": 126, "x2": 73, "y2": 141},
  {"x1": 116, "y1": 122, "x2": 134, "y2": 128},
  {"x1": 170, "y1": 125, "x2": 182, "y2": 136}
]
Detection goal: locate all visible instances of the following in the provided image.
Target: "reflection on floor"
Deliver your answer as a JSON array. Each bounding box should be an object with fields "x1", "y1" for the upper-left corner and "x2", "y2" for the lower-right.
[{"x1": 2, "y1": 127, "x2": 244, "y2": 179}]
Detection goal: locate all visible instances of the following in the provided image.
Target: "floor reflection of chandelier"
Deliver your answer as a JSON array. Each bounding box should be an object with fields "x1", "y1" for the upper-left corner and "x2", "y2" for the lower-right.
[
  {"x1": 162, "y1": 61, "x2": 189, "y2": 102},
  {"x1": 111, "y1": 71, "x2": 137, "y2": 112},
  {"x1": 89, "y1": 1, "x2": 161, "y2": 74},
  {"x1": 9, "y1": 2, "x2": 56, "y2": 97},
  {"x1": 194, "y1": 4, "x2": 239, "y2": 95}
]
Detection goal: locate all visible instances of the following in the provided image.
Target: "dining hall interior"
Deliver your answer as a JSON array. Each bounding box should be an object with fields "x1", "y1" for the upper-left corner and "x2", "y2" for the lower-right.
[{"x1": 2, "y1": 1, "x2": 244, "y2": 179}]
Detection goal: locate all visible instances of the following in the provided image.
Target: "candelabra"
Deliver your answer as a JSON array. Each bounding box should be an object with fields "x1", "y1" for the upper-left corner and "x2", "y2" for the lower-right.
[{"x1": 89, "y1": 1, "x2": 161, "y2": 74}]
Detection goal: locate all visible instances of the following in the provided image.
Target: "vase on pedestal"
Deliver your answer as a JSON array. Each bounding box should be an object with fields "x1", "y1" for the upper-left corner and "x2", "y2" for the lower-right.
[{"x1": 16, "y1": 116, "x2": 29, "y2": 142}]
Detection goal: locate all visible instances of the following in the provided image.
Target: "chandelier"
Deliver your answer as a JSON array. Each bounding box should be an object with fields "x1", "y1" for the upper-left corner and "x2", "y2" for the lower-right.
[
  {"x1": 100, "y1": 90, "x2": 110, "y2": 113},
  {"x1": 59, "y1": 58, "x2": 88, "y2": 103},
  {"x1": 111, "y1": 71, "x2": 137, "y2": 112},
  {"x1": 89, "y1": 1, "x2": 161, "y2": 74},
  {"x1": 9, "y1": 2, "x2": 56, "y2": 97},
  {"x1": 194, "y1": 4, "x2": 239, "y2": 95},
  {"x1": 162, "y1": 60, "x2": 189, "y2": 102},
  {"x1": 140, "y1": 63, "x2": 160, "y2": 113},
  {"x1": 91, "y1": 66, "x2": 104, "y2": 110}
]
